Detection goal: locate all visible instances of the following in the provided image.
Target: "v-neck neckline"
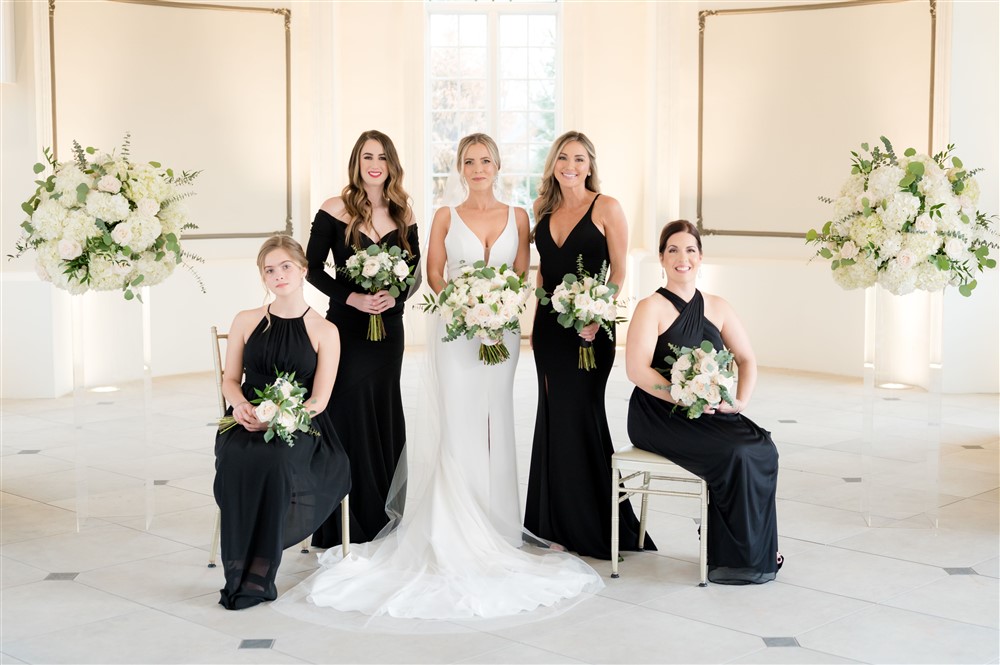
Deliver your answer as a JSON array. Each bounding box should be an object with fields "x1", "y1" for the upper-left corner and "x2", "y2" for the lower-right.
[
  {"x1": 452, "y1": 205, "x2": 512, "y2": 265},
  {"x1": 548, "y1": 194, "x2": 599, "y2": 250}
]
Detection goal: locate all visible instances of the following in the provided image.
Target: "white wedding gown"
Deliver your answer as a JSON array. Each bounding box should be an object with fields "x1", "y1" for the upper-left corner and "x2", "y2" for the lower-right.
[{"x1": 275, "y1": 205, "x2": 603, "y2": 621}]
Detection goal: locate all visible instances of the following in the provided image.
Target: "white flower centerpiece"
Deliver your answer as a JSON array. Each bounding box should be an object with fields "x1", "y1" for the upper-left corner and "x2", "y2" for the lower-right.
[
  {"x1": 422, "y1": 261, "x2": 530, "y2": 365},
  {"x1": 10, "y1": 134, "x2": 202, "y2": 300},
  {"x1": 806, "y1": 137, "x2": 997, "y2": 296}
]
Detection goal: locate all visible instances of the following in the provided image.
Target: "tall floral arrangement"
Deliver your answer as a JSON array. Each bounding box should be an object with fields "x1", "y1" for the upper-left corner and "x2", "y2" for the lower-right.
[
  {"x1": 807, "y1": 137, "x2": 997, "y2": 296},
  {"x1": 10, "y1": 134, "x2": 202, "y2": 300}
]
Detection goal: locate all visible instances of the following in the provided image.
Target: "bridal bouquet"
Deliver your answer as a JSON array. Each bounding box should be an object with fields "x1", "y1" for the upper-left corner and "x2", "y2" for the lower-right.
[
  {"x1": 807, "y1": 137, "x2": 997, "y2": 296},
  {"x1": 218, "y1": 371, "x2": 317, "y2": 446},
  {"x1": 422, "y1": 261, "x2": 530, "y2": 365},
  {"x1": 340, "y1": 243, "x2": 416, "y2": 341},
  {"x1": 663, "y1": 341, "x2": 736, "y2": 419},
  {"x1": 10, "y1": 134, "x2": 202, "y2": 301},
  {"x1": 536, "y1": 255, "x2": 624, "y2": 370}
]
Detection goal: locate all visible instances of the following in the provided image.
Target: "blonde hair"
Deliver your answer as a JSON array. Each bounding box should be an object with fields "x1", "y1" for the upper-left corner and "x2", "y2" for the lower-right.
[
  {"x1": 533, "y1": 131, "x2": 601, "y2": 229},
  {"x1": 341, "y1": 130, "x2": 413, "y2": 254},
  {"x1": 456, "y1": 133, "x2": 502, "y2": 173},
  {"x1": 256, "y1": 235, "x2": 308, "y2": 328}
]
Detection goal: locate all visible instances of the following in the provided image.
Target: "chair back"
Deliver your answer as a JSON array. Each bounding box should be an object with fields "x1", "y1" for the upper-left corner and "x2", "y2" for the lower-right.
[{"x1": 210, "y1": 326, "x2": 229, "y2": 418}]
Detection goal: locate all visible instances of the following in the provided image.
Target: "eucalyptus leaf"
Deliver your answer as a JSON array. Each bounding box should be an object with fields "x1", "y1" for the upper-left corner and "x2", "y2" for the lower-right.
[
  {"x1": 952, "y1": 156, "x2": 963, "y2": 168},
  {"x1": 903, "y1": 147, "x2": 917, "y2": 157},
  {"x1": 388, "y1": 285, "x2": 400, "y2": 298},
  {"x1": 33, "y1": 163, "x2": 45, "y2": 174},
  {"x1": 907, "y1": 161, "x2": 924, "y2": 177},
  {"x1": 76, "y1": 183, "x2": 89, "y2": 203}
]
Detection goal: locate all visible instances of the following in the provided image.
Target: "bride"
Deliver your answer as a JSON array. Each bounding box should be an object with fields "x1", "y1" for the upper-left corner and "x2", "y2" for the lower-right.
[{"x1": 277, "y1": 134, "x2": 603, "y2": 621}]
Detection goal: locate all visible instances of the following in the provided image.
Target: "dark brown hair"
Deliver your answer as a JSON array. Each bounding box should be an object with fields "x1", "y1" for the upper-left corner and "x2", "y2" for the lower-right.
[
  {"x1": 342, "y1": 130, "x2": 413, "y2": 254},
  {"x1": 658, "y1": 219, "x2": 702, "y2": 254}
]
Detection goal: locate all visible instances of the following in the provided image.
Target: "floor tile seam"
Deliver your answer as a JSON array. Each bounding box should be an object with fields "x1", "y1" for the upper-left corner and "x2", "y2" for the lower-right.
[
  {"x1": 633, "y1": 598, "x2": 795, "y2": 642},
  {"x1": 472, "y1": 599, "x2": 639, "y2": 639},
  {"x1": 819, "y1": 536, "x2": 992, "y2": 568},
  {"x1": 1, "y1": 526, "x2": 193, "y2": 570},
  {"x1": 797, "y1": 601, "x2": 1000, "y2": 646},
  {"x1": 1, "y1": 600, "x2": 151, "y2": 646}
]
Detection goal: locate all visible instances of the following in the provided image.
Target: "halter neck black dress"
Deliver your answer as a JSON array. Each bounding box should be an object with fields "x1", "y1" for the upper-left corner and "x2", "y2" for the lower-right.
[
  {"x1": 627, "y1": 288, "x2": 780, "y2": 584},
  {"x1": 305, "y1": 211, "x2": 420, "y2": 547},
  {"x1": 525, "y1": 194, "x2": 653, "y2": 559},
  {"x1": 214, "y1": 309, "x2": 350, "y2": 609}
]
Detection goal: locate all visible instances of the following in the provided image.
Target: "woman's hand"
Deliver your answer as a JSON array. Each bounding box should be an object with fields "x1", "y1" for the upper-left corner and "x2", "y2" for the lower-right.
[
  {"x1": 347, "y1": 291, "x2": 395, "y2": 314},
  {"x1": 233, "y1": 401, "x2": 268, "y2": 432},
  {"x1": 578, "y1": 321, "x2": 600, "y2": 342},
  {"x1": 713, "y1": 399, "x2": 744, "y2": 416}
]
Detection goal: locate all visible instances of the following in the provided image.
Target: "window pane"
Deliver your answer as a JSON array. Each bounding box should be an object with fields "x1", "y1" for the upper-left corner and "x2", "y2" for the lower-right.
[
  {"x1": 498, "y1": 111, "x2": 528, "y2": 143},
  {"x1": 458, "y1": 111, "x2": 488, "y2": 137},
  {"x1": 499, "y1": 175, "x2": 529, "y2": 207},
  {"x1": 429, "y1": 14, "x2": 458, "y2": 47},
  {"x1": 499, "y1": 15, "x2": 527, "y2": 47},
  {"x1": 432, "y1": 111, "x2": 460, "y2": 142},
  {"x1": 459, "y1": 14, "x2": 487, "y2": 46},
  {"x1": 500, "y1": 80, "x2": 527, "y2": 111},
  {"x1": 528, "y1": 15, "x2": 556, "y2": 47},
  {"x1": 529, "y1": 112, "x2": 556, "y2": 142},
  {"x1": 530, "y1": 143, "x2": 550, "y2": 173},
  {"x1": 459, "y1": 80, "x2": 487, "y2": 108},
  {"x1": 459, "y1": 48, "x2": 487, "y2": 78},
  {"x1": 432, "y1": 176, "x2": 449, "y2": 208},
  {"x1": 433, "y1": 143, "x2": 454, "y2": 175},
  {"x1": 432, "y1": 80, "x2": 459, "y2": 109},
  {"x1": 528, "y1": 47, "x2": 556, "y2": 80},
  {"x1": 430, "y1": 48, "x2": 458, "y2": 77},
  {"x1": 528, "y1": 80, "x2": 555, "y2": 111},
  {"x1": 499, "y1": 47, "x2": 528, "y2": 78},
  {"x1": 499, "y1": 143, "x2": 528, "y2": 172}
]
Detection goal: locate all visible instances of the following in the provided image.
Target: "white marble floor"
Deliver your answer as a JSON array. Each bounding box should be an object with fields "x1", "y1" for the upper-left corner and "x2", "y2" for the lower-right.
[{"x1": 1, "y1": 348, "x2": 997, "y2": 664}]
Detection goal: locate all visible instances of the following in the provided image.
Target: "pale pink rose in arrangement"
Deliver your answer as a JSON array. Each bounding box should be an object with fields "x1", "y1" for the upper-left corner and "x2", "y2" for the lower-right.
[
  {"x1": 97, "y1": 175, "x2": 122, "y2": 193},
  {"x1": 255, "y1": 400, "x2": 278, "y2": 423},
  {"x1": 111, "y1": 222, "x2": 133, "y2": 246},
  {"x1": 392, "y1": 261, "x2": 410, "y2": 279},
  {"x1": 57, "y1": 238, "x2": 83, "y2": 260},
  {"x1": 362, "y1": 257, "x2": 380, "y2": 278},
  {"x1": 137, "y1": 197, "x2": 160, "y2": 218}
]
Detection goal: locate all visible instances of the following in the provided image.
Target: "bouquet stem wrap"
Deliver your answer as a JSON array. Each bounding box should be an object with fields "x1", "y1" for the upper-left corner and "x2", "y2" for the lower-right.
[
  {"x1": 578, "y1": 340, "x2": 596, "y2": 371},
  {"x1": 368, "y1": 313, "x2": 387, "y2": 342}
]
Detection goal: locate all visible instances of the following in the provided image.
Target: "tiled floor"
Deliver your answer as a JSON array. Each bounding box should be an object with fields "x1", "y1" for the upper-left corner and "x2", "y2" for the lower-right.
[{"x1": 2, "y1": 348, "x2": 997, "y2": 664}]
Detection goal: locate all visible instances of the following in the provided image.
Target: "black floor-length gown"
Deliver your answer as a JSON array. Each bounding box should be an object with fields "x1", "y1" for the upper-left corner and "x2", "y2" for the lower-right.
[
  {"x1": 214, "y1": 310, "x2": 351, "y2": 610},
  {"x1": 525, "y1": 194, "x2": 654, "y2": 560},
  {"x1": 628, "y1": 288, "x2": 779, "y2": 584},
  {"x1": 306, "y1": 211, "x2": 420, "y2": 547}
]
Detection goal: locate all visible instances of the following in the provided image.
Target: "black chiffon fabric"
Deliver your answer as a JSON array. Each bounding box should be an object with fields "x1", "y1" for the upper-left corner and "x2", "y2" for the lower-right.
[
  {"x1": 306, "y1": 210, "x2": 420, "y2": 547},
  {"x1": 627, "y1": 288, "x2": 779, "y2": 584},
  {"x1": 214, "y1": 310, "x2": 350, "y2": 609},
  {"x1": 525, "y1": 195, "x2": 654, "y2": 560}
]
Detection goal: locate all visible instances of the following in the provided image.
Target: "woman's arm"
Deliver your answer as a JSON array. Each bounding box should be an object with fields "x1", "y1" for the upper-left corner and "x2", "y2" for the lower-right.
[
  {"x1": 305, "y1": 320, "x2": 341, "y2": 416},
  {"x1": 222, "y1": 309, "x2": 267, "y2": 431},
  {"x1": 305, "y1": 208, "x2": 354, "y2": 306},
  {"x1": 596, "y1": 195, "x2": 629, "y2": 291},
  {"x1": 426, "y1": 207, "x2": 451, "y2": 295},
  {"x1": 513, "y1": 207, "x2": 531, "y2": 277},
  {"x1": 625, "y1": 298, "x2": 676, "y2": 403},
  {"x1": 714, "y1": 296, "x2": 757, "y2": 414}
]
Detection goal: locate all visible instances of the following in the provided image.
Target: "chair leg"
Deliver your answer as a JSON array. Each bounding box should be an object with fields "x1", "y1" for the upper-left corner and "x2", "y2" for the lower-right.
[
  {"x1": 637, "y1": 471, "x2": 650, "y2": 550},
  {"x1": 699, "y1": 482, "x2": 709, "y2": 587},
  {"x1": 300, "y1": 539, "x2": 310, "y2": 554},
  {"x1": 340, "y1": 494, "x2": 350, "y2": 557},
  {"x1": 208, "y1": 509, "x2": 221, "y2": 568},
  {"x1": 610, "y1": 467, "x2": 621, "y2": 578}
]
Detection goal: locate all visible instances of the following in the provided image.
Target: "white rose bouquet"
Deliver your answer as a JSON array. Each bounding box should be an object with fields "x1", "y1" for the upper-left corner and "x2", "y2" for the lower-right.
[
  {"x1": 217, "y1": 371, "x2": 317, "y2": 446},
  {"x1": 339, "y1": 243, "x2": 416, "y2": 341},
  {"x1": 10, "y1": 134, "x2": 203, "y2": 301},
  {"x1": 807, "y1": 137, "x2": 997, "y2": 296},
  {"x1": 422, "y1": 260, "x2": 530, "y2": 366},
  {"x1": 662, "y1": 341, "x2": 736, "y2": 419},
  {"x1": 536, "y1": 254, "x2": 625, "y2": 371}
]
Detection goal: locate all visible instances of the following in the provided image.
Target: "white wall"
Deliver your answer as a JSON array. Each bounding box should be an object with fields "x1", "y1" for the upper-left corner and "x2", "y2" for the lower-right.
[{"x1": 1, "y1": 0, "x2": 997, "y2": 397}]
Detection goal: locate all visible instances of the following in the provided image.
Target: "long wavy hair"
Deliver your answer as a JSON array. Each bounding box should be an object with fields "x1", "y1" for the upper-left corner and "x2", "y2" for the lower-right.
[
  {"x1": 532, "y1": 131, "x2": 601, "y2": 234},
  {"x1": 341, "y1": 130, "x2": 413, "y2": 254},
  {"x1": 256, "y1": 234, "x2": 308, "y2": 329}
]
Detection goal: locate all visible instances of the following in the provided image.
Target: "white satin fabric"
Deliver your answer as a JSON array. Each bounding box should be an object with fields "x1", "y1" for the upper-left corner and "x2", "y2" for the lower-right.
[{"x1": 275, "y1": 204, "x2": 603, "y2": 621}]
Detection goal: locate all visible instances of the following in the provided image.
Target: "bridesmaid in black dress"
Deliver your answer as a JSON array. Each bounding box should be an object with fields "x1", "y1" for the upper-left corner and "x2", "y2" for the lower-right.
[
  {"x1": 306, "y1": 130, "x2": 419, "y2": 547},
  {"x1": 525, "y1": 131, "x2": 653, "y2": 559},
  {"x1": 626, "y1": 220, "x2": 781, "y2": 584},
  {"x1": 215, "y1": 236, "x2": 350, "y2": 609}
]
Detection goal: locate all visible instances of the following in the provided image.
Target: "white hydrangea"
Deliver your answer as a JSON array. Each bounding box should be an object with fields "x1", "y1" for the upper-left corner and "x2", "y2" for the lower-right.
[
  {"x1": 831, "y1": 256, "x2": 877, "y2": 290},
  {"x1": 62, "y1": 209, "x2": 101, "y2": 244},
  {"x1": 85, "y1": 191, "x2": 131, "y2": 223},
  {"x1": 31, "y1": 198, "x2": 69, "y2": 240},
  {"x1": 53, "y1": 164, "x2": 94, "y2": 201},
  {"x1": 901, "y1": 231, "x2": 941, "y2": 259},
  {"x1": 131, "y1": 250, "x2": 177, "y2": 287},
  {"x1": 124, "y1": 212, "x2": 163, "y2": 252},
  {"x1": 866, "y1": 165, "x2": 906, "y2": 204},
  {"x1": 881, "y1": 192, "x2": 921, "y2": 231},
  {"x1": 914, "y1": 262, "x2": 952, "y2": 291}
]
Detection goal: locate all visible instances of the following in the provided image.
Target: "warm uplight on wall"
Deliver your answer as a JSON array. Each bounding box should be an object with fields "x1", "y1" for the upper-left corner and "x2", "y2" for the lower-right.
[
  {"x1": 0, "y1": 0, "x2": 14, "y2": 84},
  {"x1": 89, "y1": 386, "x2": 121, "y2": 394}
]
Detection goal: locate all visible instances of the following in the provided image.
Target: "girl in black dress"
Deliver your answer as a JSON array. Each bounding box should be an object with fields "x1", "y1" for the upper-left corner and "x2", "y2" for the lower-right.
[
  {"x1": 525, "y1": 131, "x2": 653, "y2": 559},
  {"x1": 306, "y1": 130, "x2": 419, "y2": 547},
  {"x1": 214, "y1": 236, "x2": 350, "y2": 609},
  {"x1": 626, "y1": 220, "x2": 782, "y2": 584}
]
